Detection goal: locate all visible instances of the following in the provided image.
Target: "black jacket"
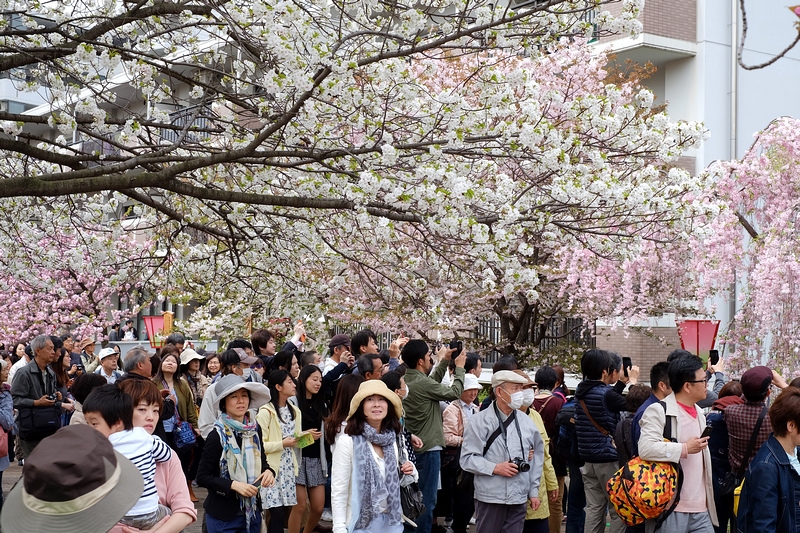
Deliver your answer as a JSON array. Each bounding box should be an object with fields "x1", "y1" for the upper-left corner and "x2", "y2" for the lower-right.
[
  {"x1": 575, "y1": 380, "x2": 626, "y2": 463},
  {"x1": 197, "y1": 424, "x2": 273, "y2": 521}
]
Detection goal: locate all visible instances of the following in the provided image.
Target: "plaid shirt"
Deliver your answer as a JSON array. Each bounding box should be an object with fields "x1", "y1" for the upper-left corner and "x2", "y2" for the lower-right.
[{"x1": 724, "y1": 399, "x2": 771, "y2": 472}]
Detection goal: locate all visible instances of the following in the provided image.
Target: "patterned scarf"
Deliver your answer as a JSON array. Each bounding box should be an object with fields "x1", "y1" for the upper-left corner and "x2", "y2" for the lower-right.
[
  {"x1": 350, "y1": 424, "x2": 401, "y2": 530},
  {"x1": 214, "y1": 413, "x2": 262, "y2": 527}
]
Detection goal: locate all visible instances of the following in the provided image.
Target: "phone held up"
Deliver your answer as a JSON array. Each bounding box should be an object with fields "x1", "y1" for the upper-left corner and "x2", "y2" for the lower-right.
[
  {"x1": 622, "y1": 356, "x2": 632, "y2": 377},
  {"x1": 449, "y1": 340, "x2": 463, "y2": 358}
]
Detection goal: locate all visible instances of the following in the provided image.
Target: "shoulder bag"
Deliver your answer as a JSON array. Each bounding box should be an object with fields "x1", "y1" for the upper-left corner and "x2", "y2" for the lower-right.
[{"x1": 397, "y1": 431, "x2": 425, "y2": 525}]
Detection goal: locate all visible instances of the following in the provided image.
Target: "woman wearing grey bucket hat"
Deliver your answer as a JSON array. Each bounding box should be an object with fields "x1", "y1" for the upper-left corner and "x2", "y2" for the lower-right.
[{"x1": 197, "y1": 374, "x2": 276, "y2": 533}]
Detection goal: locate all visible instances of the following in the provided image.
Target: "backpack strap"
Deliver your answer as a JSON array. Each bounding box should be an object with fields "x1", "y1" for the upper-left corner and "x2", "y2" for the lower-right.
[
  {"x1": 535, "y1": 394, "x2": 555, "y2": 415},
  {"x1": 654, "y1": 400, "x2": 683, "y2": 528},
  {"x1": 735, "y1": 405, "x2": 768, "y2": 479},
  {"x1": 482, "y1": 405, "x2": 516, "y2": 456},
  {"x1": 580, "y1": 399, "x2": 610, "y2": 436}
]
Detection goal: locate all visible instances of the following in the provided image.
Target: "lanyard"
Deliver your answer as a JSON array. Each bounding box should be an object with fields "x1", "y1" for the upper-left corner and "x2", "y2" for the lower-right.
[{"x1": 493, "y1": 402, "x2": 525, "y2": 460}]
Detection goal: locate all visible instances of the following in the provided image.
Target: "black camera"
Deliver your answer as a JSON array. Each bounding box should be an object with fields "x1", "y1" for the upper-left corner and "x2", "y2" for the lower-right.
[
  {"x1": 510, "y1": 457, "x2": 530, "y2": 473},
  {"x1": 47, "y1": 393, "x2": 58, "y2": 401}
]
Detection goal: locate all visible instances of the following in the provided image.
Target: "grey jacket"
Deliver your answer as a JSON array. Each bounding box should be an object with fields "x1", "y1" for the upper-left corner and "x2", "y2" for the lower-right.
[
  {"x1": 11, "y1": 359, "x2": 62, "y2": 410},
  {"x1": 460, "y1": 403, "x2": 544, "y2": 505}
]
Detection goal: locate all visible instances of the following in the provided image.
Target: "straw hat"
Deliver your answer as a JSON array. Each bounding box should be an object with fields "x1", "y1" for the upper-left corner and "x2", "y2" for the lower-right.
[
  {"x1": 346, "y1": 380, "x2": 403, "y2": 420},
  {"x1": 0, "y1": 425, "x2": 143, "y2": 533}
]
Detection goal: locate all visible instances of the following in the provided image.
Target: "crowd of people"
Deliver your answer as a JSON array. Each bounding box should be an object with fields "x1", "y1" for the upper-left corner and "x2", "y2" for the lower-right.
[{"x1": 0, "y1": 326, "x2": 796, "y2": 533}]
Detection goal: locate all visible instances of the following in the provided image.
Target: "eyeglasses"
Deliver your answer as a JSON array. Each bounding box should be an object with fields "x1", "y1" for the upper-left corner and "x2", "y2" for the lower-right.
[{"x1": 687, "y1": 378, "x2": 709, "y2": 384}]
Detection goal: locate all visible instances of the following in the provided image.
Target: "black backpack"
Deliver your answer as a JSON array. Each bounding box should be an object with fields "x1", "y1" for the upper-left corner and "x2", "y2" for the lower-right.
[{"x1": 552, "y1": 398, "x2": 580, "y2": 463}]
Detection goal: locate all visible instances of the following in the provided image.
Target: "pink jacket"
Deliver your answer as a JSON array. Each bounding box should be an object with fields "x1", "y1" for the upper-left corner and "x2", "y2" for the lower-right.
[
  {"x1": 109, "y1": 453, "x2": 197, "y2": 532},
  {"x1": 443, "y1": 401, "x2": 474, "y2": 447}
]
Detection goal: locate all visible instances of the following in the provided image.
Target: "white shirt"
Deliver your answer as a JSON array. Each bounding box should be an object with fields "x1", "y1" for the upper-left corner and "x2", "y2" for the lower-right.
[
  {"x1": 459, "y1": 400, "x2": 476, "y2": 425},
  {"x1": 8, "y1": 357, "x2": 29, "y2": 386}
]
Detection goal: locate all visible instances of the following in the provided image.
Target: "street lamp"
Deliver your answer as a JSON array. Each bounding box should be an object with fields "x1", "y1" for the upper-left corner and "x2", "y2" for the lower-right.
[{"x1": 676, "y1": 319, "x2": 720, "y2": 364}]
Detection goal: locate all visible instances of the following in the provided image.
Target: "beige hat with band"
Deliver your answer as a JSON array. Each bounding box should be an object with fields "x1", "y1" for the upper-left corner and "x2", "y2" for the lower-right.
[{"x1": 346, "y1": 380, "x2": 403, "y2": 420}]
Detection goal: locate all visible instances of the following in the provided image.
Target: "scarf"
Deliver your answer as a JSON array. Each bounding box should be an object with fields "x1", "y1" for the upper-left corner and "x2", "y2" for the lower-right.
[
  {"x1": 350, "y1": 425, "x2": 401, "y2": 531},
  {"x1": 214, "y1": 413, "x2": 262, "y2": 527}
]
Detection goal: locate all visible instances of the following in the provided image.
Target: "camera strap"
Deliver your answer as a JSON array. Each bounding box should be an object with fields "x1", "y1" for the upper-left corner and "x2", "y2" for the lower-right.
[{"x1": 493, "y1": 402, "x2": 525, "y2": 459}]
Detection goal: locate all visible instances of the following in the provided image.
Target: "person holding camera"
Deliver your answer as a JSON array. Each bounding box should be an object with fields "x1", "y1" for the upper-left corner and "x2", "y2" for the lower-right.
[{"x1": 460, "y1": 370, "x2": 545, "y2": 533}]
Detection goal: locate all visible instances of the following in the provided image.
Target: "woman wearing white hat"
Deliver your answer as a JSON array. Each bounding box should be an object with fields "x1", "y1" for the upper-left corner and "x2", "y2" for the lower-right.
[
  {"x1": 197, "y1": 374, "x2": 276, "y2": 533},
  {"x1": 331, "y1": 380, "x2": 417, "y2": 533}
]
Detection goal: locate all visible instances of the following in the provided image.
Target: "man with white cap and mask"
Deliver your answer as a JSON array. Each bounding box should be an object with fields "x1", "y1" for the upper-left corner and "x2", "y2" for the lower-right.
[{"x1": 460, "y1": 370, "x2": 545, "y2": 533}]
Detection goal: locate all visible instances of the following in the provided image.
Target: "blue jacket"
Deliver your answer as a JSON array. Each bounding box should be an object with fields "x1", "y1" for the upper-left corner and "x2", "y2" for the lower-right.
[
  {"x1": 737, "y1": 433, "x2": 800, "y2": 533},
  {"x1": 574, "y1": 380, "x2": 625, "y2": 463}
]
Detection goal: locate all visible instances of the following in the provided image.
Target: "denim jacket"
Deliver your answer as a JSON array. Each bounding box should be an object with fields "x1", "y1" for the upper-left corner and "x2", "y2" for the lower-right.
[{"x1": 737, "y1": 433, "x2": 800, "y2": 533}]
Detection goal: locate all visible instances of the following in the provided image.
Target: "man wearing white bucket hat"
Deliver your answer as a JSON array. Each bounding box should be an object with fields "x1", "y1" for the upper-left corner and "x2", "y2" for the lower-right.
[{"x1": 460, "y1": 370, "x2": 545, "y2": 533}]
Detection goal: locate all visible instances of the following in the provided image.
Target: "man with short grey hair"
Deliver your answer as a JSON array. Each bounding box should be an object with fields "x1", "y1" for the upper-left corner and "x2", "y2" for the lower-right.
[
  {"x1": 11, "y1": 335, "x2": 62, "y2": 458},
  {"x1": 119, "y1": 347, "x2": 173, "y2": 440}
]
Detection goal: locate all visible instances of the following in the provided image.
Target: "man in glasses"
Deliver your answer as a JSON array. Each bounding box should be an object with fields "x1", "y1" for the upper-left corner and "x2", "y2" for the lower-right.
[{"x1": 639, "y1": 355, "x2": 717, "y2": 532}]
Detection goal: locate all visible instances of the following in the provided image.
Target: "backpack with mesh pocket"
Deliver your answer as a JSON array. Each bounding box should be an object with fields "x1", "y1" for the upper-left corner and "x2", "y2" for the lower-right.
[{"x1": 606, "y1": 401, "x2": 683, "y2": 527}]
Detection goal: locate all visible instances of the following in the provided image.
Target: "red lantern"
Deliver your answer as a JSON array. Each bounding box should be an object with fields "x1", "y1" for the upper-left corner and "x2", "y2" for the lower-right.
[
  {"x1": 143, "y1": 316, "x2": 166, "y2": 349},
  {"x1": 676, "y1": 320, "x2": 720, "y2": 364}
]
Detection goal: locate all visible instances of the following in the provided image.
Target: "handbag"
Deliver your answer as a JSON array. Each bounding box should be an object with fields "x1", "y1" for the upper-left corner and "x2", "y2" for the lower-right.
[
  {"x1": 17, "y1": 405, "x2": 60, "y2": 441},
  {"x1": 720, "y1": 405, "x2": 768, "y2": 495},
  {"x1": 397, "y1": 432, "x2": 425, "y2": 524},
  {"x1": 174, "y1": 413, "x2": 197, "y2": 451}
]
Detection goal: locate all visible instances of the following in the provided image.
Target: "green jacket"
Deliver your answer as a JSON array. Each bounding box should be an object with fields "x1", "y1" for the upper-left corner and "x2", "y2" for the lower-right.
[{"x1": 404, "y1": 360, "x2": 465, "y2": 453}]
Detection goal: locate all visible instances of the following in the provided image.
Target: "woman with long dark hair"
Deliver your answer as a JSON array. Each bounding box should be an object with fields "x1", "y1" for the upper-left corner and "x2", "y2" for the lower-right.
[
  {"x1": 257, "y1": 369, "x2": 301, "y2": 533},
  {"x1": 331, "y1": 380, "x2": 416, "y2": 533},
  {"x1": 289, "y1": 365, "x2": 328, "y2": 533},
  {"x1": 325, "y1": 374, "x2": 364, "y2": 454}
]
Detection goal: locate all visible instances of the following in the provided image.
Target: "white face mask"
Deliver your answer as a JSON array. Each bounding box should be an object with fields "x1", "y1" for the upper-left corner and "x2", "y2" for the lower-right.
[
  {"x1": 522, "y1": 388, "x2": 536, "y2": 407},
  {"x1": 501, "y1": 387, "x2": 524, "y2": 410}
]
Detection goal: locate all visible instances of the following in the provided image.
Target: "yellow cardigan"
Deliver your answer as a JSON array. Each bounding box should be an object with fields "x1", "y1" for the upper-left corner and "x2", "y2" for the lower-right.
[
  {"x1": 526, "y1": 408, "x2": 558, "y2": 520},
  {"x1": 256, "y1": 401, "x2": 302, "y2": 476}
]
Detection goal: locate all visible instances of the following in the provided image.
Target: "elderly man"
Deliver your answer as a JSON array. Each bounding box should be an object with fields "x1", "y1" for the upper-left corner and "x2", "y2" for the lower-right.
[
  {"x1": 11, "y1": 335, "x2": 63, "y2": 458},
  {"x1": 119, "y1": 347, "x2": 174, "y2": 440},
  {"x1": 460, "y1": 370, "x2": 545, "y2": 533}
]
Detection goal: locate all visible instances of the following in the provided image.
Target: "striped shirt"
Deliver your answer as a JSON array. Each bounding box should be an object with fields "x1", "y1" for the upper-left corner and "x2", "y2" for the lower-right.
[{"x1": 109, "y1": 427, "x2": 173, "y2": 515}]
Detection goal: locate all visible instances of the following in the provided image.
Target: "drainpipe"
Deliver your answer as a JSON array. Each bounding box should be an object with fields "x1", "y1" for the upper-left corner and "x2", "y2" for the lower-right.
[{"x1": 728, "y1": 0, "x2": 738, "y2": 355}]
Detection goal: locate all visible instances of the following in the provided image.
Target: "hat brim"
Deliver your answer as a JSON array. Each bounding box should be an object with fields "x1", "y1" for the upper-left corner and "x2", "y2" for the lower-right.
[
  {"x1": 180, "y1": 354, "x2": 205, "y2": 365},
  {"x1": 346, "y1": 388, "x2": 403, "y2": 421},
  {"x1": 1, "y1": 450, "x2": 144, "y2": 533},
  {"x1": 218, "y1": 381, "x2": 271, "y2": 410}
]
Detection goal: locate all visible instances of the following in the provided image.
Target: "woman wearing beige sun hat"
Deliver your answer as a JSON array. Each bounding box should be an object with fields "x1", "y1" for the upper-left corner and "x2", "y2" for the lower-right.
[{"x1": 331, "y1": 380, "x2": 418, "y2": 533}]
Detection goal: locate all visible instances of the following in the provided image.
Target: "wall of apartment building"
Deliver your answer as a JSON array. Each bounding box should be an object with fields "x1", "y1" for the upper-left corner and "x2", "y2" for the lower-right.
[
  {"x1": 599, "y1": 0, "x2": 696, "y2": 44},
  {"x1": 595, "y1": 326, "x2": 682, "y2": 385}
]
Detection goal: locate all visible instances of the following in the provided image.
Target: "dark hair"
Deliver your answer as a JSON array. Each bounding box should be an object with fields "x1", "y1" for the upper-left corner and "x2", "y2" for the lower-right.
[
  {"x1": 157, "y1": 343, "x2": 181, "y2": 360},
  {"x1": 381, "y1": 370, "x2": 403, "y2": 392},
  {"x1": 267, "y1": 369, "x2": 295, "y2": 422},
  {"x1": 357, "y1": 353, "x2": 382, "y2": 376},
  {"x1": 59, "y1": 333, "x2": 73, "y2": 343},
  {"x1": 608, "y1": 352, "x2": 622, "y2": 374},
  {"x1": 50, "y1": 349, "x2": 69, "y2": 388},
  {"x1": 219, "y1": 349, "x2": 241, "y2": 376},
  {"x1": 770, "y1": 387, "x2": 800, "y2": 437},
  {"x1": 165, "y1": 332, "x2": 186, "y2": 346},
  {"x1": 626, "y1": 384, "x2": 652, "y2": 412},
  {"x1": 271, "y1": 350, "x2": 296, "y2": 374},
  {"x1": 251, "y1": 329, "x2": 275, "y2": 356},
  {"x1": 552, "y1": 364, "x2": 568, "y2": 394},
  {"x1": 112, "y1": 323, "x2": 120, "y2": 329},
  {"x1": 790, "y1": 377, "x2": 800, "y2": 389},
  {"x1": 345, "y1": 394, "x2": 402, "y2": 437},
  {"x1": 378, "y1": 349, "x2": 390, "y2": 366},
  {"x1": 351, "y1": 329, "x2": 377, "y2": 356},
  {"x1": 118, "y1": 378, "x2": 164, "y2": 414},
  {"x1": 83, "y1": 384, "x2": 133, "y2": 430},
  {"x1": 465, "y1": 353, "x2": 481, "y2": 374},
  {"x1": 395, "y1": 363, "x2": 407, "y2": 376},
  {"x1": 299, "y1": 351, "x2": 318, "y2": 369},
  {"x1": 581, "y1": 349, "x2": 611, "y2": 381},
  {"x1": 71, "y1": 373, "x2": 107, "y2": 404},
  {"x1": 718, "y1": 381, "x2": 742, "y2": 398},
  {"x1": 297, "y1": 365, "x2": 327, "y2": 419},
  {"x1": 666, "y1": 349, "x2": 694, "y2": 362},
  {"x1": 227, "y1": 338, "x2": 253, "y2": 351},
  {"x1": 492, "y1": 356, "x2": 518, "y2": 373},
  {"x1": 325, "y1": 374, "x2": 364, "y2": 442},
  {"x1": 667, "y1": 354, "x2": 704, "y2": 393},
  {"x1": 203, "y1": 352, "x2": 221, "y2": 377},
  {"x1": 534, "y1": 365, "x2": 558, "y2": 391},
  {"x1": 219, "y1": 389, "x2": 251, "y2": 414},
  {"x1": 401, "y1": 340, "x2": 429, "y2": 369},
  {"x1": 50, "y1": 336, "x2": 64, "y2": 353},
  {"x1": 650, "y1": 361, "x2": 671, "y2": 390},
  {"x1": 153, "y1": 351, "x2": 182, "y2": 384},
  {"x1": 9, "y1": 342, "x2": 24, "y2": 364}
]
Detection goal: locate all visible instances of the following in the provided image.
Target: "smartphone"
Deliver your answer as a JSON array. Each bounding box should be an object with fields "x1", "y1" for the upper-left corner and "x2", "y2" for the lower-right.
[
  {"x1": 449, "y1": 340, "x2": 463, "y2": 357},
  {"x1": 622, "y1": 356, "x2": 632, "y2": 377},
  {"x1": 700, "y1": 426, "x2": 713, "y2": 439},
  {"x1": 709, "y1": 349, "x2": 719, "y2": 366}
]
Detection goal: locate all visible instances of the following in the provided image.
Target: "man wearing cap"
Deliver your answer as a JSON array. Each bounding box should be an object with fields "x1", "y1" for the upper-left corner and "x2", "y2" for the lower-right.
[
  {"x1": 231, "y1": 347, "x2": 261, "y2": 383},
  {"x1": 11, "y1": 335, "x2": 64, "y2": 458},
  {"x1": 72, "y1": 337, "x2": 100, "y2": 373},
  {"x1": 323, "y1": 334, "x2": 354, "y2": 376},
  {"x1": 725, "y1": 366, "x2": 787, "y2": 475},
  {"x1": 95, "y1": 347, "x2": 123, "y2": 384},
  {"x1": 460, "y1": 370, "x2": 544, "y2": 533}
]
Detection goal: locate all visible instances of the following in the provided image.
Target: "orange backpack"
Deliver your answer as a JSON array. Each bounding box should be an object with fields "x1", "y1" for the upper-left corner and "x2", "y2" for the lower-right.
[{"x1": 606, "y1": 402, "x2": 683, "y2": 527}]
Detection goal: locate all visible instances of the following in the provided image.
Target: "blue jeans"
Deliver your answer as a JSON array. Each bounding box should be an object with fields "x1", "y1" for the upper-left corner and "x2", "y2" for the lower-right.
[
  {"x1": 566, "y1": 460, "x2": 585, "y2": 533},
  {"x1": 413, "y1": 450, "x2": 440, "y2": 533},
  {"x1": 206, "y1": 513, "x2": 261, "y2": 533}
]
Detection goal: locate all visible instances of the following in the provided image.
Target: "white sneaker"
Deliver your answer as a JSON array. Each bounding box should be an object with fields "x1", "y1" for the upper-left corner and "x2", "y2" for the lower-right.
[
  {"x1": 444, "y1": 518, "x2": 453, "y2": 527},
  {"x1": 321, "y1": 508, "x2": 333, "y2": 522}
]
